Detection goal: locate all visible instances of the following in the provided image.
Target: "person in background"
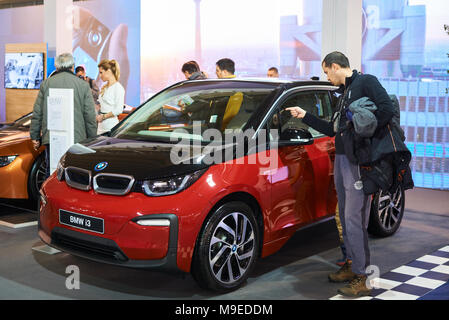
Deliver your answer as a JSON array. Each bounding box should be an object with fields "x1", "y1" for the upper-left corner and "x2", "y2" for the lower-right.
[
  {"x1": 189, "y1": 61, "x2": 209, "y2": 78},
  {"x1": 30, "y1": 53, "x2": 97, "y2": 178},
  {"x1": 96, "y1": 59, "x2": 125, "y2": 135},
  {"x1": 215, "y1": 58, "x2": 236, "y2": 79},
  {"x1": 267, "y1": 67, "x2": 279, "y2": 78},
  {"x1": 75, "y1": 65, "x2": 100, "y2": 109},
  {"x1": 182, "y1": 61, "x2": 207, "y2": 80}
]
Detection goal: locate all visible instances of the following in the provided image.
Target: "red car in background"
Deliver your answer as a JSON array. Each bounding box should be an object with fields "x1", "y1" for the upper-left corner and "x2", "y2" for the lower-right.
[{"x1": 38, "y1": 79, "x2": 405, "y2": 292}]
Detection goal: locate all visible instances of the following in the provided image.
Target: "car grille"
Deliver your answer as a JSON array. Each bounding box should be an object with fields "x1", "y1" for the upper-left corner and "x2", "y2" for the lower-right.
[
  {"x1": 52, "y1": 228, "x2": 128, "y2": 262},
  {"x1": 65, "y1": 167, "x2": 92, "y2": 191},
  {"x1": 93, "y1": 173, "x2": 135, "y2": 196},
  {"x1": 63, "y1": 167, "x2": 135, "y2": 196}
]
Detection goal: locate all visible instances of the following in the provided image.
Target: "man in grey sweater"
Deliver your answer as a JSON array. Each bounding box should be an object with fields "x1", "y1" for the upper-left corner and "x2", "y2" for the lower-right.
[{"x1": 30, "y1": 53, "x2": 98, "y2": 177}]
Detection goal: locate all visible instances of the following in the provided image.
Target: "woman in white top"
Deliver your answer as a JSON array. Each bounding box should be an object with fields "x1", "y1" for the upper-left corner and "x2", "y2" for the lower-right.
[{"x1": 96, "y1": 59, "x2": 125, "y2": 134}]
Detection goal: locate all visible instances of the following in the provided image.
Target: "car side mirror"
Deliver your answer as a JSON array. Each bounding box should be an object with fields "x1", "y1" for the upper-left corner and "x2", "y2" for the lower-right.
[{"x1": 279, "y1": 128, "x2": 313, "y2": 146}]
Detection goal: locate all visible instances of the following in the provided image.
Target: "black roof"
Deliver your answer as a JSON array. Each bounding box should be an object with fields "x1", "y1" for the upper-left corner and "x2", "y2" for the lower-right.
[{"x1": 181, "y1": 77, "x2": 335, "y2": 90}]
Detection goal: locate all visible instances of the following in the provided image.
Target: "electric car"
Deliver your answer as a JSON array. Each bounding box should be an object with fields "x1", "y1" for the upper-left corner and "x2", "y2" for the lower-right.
[
  {"x1": 38, "y1": 79, "x2": 405, "y2": 292},
  {"x1": 0, "y1": 113, "x2": 46, "y2": 201}
]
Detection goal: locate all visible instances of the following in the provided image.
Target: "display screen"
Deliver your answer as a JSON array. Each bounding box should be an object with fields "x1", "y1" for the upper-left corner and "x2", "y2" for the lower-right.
[
  {"x1": 4, "y1": 52, "x2": 44, "y2": 90},
  {"x1": 362, "y1": 0, "x2": 449, "y2": 190}
]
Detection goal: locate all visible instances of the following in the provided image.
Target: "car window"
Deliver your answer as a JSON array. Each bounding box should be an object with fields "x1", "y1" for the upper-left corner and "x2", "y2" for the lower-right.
[
  {"x1": 269, "y1": 91, "x2": 333, "y2": 140},
  {"x1": 112, "y1": 83, "x2": 275, "y2": 143}
]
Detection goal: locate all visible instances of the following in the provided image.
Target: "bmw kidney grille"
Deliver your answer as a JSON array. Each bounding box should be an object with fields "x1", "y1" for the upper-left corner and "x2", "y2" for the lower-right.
[
  {"x1": 64, "y1": 167, "x2": 135, "y2": 196},
  {"x1": 93, "y1": 173, "x2": 135, "y2": 196}
]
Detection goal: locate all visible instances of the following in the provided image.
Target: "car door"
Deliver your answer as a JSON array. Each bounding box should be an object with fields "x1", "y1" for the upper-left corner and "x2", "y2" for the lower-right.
[{"x1": 267, "y1": 89, "x2": 336, "y2": 240}]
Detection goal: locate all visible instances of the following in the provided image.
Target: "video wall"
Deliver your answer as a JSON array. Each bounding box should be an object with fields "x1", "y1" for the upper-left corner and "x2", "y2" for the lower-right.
[
  {"x1": 361, "y1": 0, "x2": 449, "y2": 190},
  {"x1": 140, "y1": 0, "x2": 310, "y2": 101},
  {"x1": 73, "y1": 0, "x2": 141, "y2": 108}
]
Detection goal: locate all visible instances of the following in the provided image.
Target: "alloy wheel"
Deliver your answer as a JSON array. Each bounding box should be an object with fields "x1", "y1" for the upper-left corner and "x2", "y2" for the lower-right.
[
  {"x1": 209, "y1": 212, "x2": 255, "y2": 285},
  {"x1": 375, "y1": 186, "x2": 403, "y2": 231}
]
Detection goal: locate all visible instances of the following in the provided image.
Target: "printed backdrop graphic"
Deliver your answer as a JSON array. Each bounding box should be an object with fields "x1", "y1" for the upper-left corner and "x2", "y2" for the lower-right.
[
  {"x1": 73, "y1": 0, "x2": 141, "y2": 108},
  {"x1": 140, "y1": 0, "x2": 308, "y2": 101}
]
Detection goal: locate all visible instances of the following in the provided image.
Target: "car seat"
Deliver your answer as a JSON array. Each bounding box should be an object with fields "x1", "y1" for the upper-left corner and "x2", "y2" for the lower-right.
[
  {"x1": 225, "y1": 95, "x2": 257, "y2": 130},
  {"x1": 221, "y1": 92, "x2": 244, "y2": 131}
]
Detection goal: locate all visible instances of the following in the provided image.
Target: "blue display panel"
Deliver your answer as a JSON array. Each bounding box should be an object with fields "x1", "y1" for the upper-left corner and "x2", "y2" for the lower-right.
[{"x1": 362, "y1": 0, "x2": 449, "y2": 190}]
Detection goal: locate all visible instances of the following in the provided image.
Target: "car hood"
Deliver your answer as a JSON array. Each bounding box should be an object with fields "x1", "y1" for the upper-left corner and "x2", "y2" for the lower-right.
[
  {"x1": 62, "y1": 136, "x2": 234, "y2": 180},
  {"x1": 0, "y1": 128, "x2": 30, "y2": 145}
]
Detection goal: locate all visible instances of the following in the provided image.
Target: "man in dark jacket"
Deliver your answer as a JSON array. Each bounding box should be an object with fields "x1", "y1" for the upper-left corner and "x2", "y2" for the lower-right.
[
  {"x1": 287, "y1": 51, "x2": 395, "y2": 297},
  {"x1": 30, "y1": 53, "x2": 98, "y2": 178},
  {"x1": 181, "y1": 61, "x2": 207, "y2": 80}
]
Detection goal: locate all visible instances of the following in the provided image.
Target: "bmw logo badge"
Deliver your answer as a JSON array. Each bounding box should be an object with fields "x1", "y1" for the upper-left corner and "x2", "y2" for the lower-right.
[{"x1": 95, "y1": 162, "x2": 108, "y2": 172}]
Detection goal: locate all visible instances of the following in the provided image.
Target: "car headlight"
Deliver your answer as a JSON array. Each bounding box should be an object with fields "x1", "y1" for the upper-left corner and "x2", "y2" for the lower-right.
[
  {"x1": 142, "y1": 168, "x2": 207, "y2": 197},
  {"x1": 0, "y1": 155, "x2": 18, "y2": 168}
]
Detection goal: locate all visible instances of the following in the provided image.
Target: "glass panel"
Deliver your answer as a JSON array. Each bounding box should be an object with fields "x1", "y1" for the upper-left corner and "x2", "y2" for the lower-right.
[{"x1": 112, "y1": 82, "x2": 276, "y2": 143}]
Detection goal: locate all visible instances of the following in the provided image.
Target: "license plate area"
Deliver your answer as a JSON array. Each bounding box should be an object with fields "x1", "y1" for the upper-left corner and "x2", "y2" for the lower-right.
[{"x1": 59, "y1": 210, "x2": 104, "y2": 234}]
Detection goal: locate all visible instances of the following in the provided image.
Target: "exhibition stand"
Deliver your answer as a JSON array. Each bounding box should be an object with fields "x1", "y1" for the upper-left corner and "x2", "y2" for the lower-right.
[{"x1": 0, "y1": 0, "x2": 447, "y2": 305}]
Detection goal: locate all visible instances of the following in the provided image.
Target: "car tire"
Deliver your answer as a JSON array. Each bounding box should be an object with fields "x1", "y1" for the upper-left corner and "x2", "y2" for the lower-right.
[
  {"x1": 368, "y1": 185, "x2": 405, "y2": 238},
  {"x1": 191, "y1": 201, "x2": 260, "y2": 292},
  {"x1": 28, "y1": 153, "x2": 47, "y2": 203}
]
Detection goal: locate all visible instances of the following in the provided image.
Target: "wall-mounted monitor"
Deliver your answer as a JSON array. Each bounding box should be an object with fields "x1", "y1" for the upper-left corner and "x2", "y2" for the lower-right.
[{"x1": 4, "y1": 52, "x2": 44, "y2": 89}]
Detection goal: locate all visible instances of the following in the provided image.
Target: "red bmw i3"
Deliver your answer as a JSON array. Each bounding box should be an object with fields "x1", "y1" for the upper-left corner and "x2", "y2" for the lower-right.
[{"x1": 38, "y1": 79, "x2": 405, "y2": 292}]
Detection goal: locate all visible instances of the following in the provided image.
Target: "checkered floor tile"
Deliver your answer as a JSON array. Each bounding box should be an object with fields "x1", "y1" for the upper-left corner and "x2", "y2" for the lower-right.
[{"x1": 330, "y1": 246, "x2": 449, "y2": 300}]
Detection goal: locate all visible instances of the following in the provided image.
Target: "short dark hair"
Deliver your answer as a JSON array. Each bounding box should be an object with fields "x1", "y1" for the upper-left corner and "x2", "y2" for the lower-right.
[
  {"x1": 182, "y1": 61, "x2": 199, "y2": 74},
  {"x1": 322, "y1": 51, "x2": 350, "y2": 68},
  {"x1": 216, "y1": 58, "x2": 235, "y2": 74},
  {"x1": 75, "y1": 66, "x2": 85, "y2": 74},
  {"x1": 268, "y1": 67, "x2": 279, "y2": 73}
]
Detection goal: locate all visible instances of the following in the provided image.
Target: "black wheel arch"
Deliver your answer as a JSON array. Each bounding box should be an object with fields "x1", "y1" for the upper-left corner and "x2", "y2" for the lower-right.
[{"x1": 27, "y1": 151, "x2": 46, "y2": 202}]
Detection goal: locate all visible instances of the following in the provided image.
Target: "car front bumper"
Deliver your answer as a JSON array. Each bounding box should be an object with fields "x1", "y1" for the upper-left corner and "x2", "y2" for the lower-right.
[
  {"x1": 38, "y1": 175, "x2": 212, "y2": 273},
  {"x1": 38, "y1": 214, "x2": 180, "y2": 272}
]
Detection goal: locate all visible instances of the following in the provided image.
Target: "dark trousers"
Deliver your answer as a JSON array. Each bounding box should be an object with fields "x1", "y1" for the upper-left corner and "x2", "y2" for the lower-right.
[{"x1": 334, "y1": 154, "x2": 372, "y2": 275}]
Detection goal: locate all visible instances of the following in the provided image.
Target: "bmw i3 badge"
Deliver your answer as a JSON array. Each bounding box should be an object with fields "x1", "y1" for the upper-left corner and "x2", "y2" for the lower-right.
[{"x1": 95, "y1": 162, "x2": 108, "y2": 172}]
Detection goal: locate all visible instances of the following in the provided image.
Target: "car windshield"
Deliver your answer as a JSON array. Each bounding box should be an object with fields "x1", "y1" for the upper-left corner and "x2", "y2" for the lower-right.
[
  {"x1": 11, "y1": 113, "x2": 32, "y2": 128},
  {"x1": 111, "y1": 81, "x2": 278, "y2": 143}
]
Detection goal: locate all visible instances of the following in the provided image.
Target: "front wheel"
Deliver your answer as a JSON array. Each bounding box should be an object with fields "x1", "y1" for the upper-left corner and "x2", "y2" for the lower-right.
[
  {"x1": 28, "y1": 153, "x2": 47, "y2": 203},
  {"x1": 368, "y1": 185, "x2": 405, "y2": 237},
  {"x1": 191, "y1": 202, "x2": 260, "y2": 292}
]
